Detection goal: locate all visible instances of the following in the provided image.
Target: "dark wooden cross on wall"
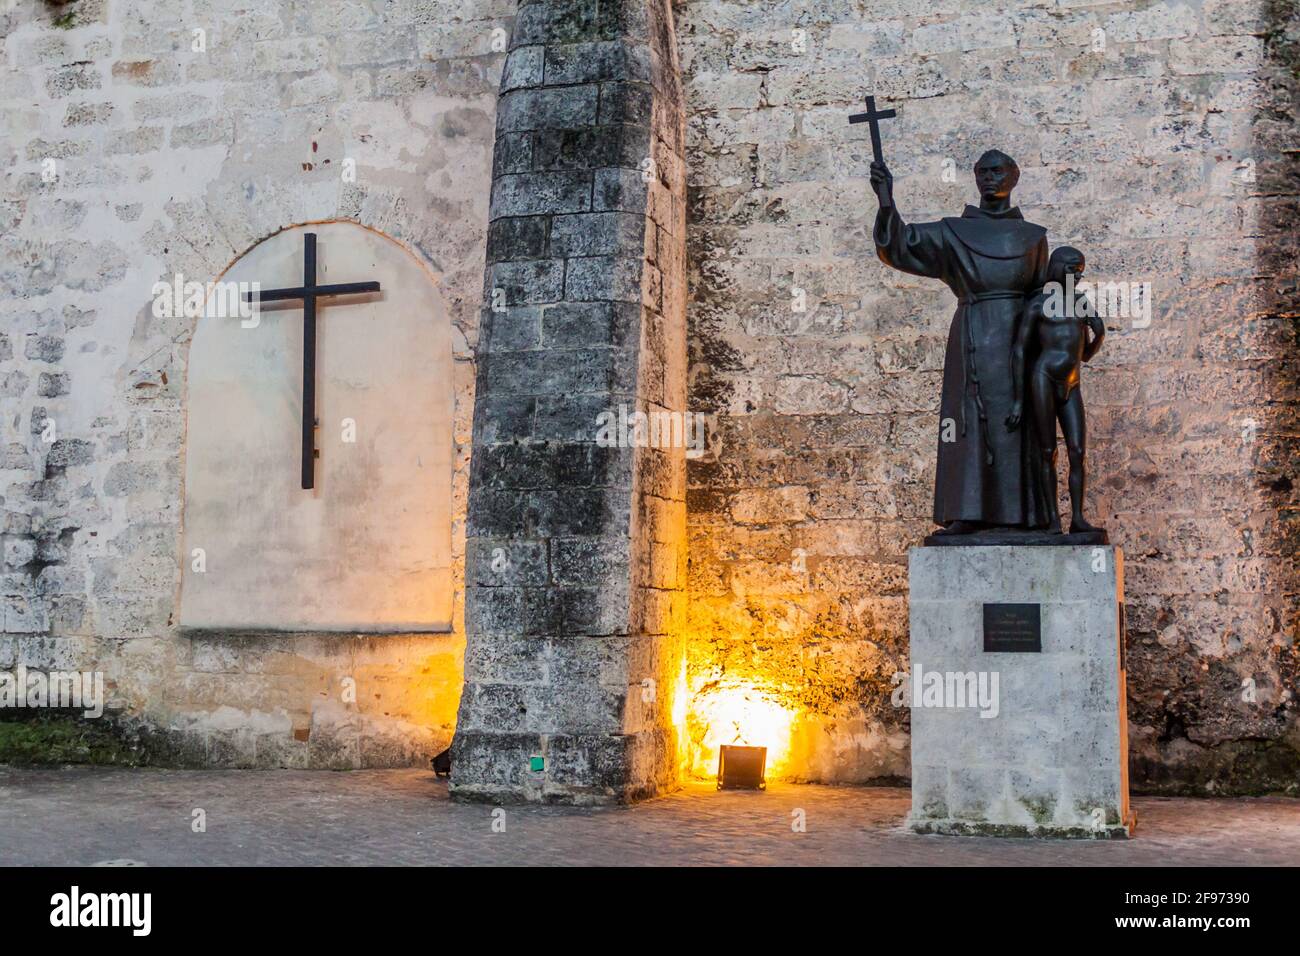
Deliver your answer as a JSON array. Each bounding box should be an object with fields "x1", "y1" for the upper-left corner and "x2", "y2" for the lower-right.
[
  {"x1": 243, "y1": 232, "x2": 381, "y2": 490},
  {"x1": 849, "y1": 94, "x2": 897, "y2": 163}
]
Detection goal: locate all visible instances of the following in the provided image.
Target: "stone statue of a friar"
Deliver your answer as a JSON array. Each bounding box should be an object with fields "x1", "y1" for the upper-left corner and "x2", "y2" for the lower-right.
[{"x1": 871, "y1": 150, "x2": 1057, "y2": 539}]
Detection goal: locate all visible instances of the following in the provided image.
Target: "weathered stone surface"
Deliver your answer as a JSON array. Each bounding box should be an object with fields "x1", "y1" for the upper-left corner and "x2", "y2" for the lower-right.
[
  {"x1": 451, "y1": 0, "x2": 688, "y2": 805},
  {"x1": 0, "y1": 0, "x2": 1295, "y2": 800},
  {"x1": 0, "y1": 0, "x2": 501, "y2": 767},
  {"x1": 679, "y1": 0, "x2": 1299, "y2": 794}
]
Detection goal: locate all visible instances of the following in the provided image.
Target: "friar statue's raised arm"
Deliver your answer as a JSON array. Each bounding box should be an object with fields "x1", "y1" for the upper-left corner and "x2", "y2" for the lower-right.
[{"x1": 871, "y1": 151, "x2": 1053, "y2": 540}]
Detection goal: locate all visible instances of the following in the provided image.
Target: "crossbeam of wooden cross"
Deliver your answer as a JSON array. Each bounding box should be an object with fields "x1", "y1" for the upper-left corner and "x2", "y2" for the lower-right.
[{"x1": 849, "y1": 94, "x2": 897, "y2": 164}]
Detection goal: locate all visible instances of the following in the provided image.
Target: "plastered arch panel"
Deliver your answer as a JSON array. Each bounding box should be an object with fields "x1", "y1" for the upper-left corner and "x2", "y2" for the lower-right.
[{"x1": 179, "y1": 222, "x2": 453, "y2": 632}]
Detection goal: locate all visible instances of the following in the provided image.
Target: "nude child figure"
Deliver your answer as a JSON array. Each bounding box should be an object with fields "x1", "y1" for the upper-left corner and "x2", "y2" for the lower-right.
[{"x1": 1006, "y1": 246, "x2": 1105, "y2": 535}]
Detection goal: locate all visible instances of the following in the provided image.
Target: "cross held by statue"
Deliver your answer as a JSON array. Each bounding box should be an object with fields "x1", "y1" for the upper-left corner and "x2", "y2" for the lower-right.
[
  {"x1": 242, "y1": 232, "x2": 381, "y2": 490},
  {"x1": 849, "y1": 94, "x2": 897, "y2": 164}
]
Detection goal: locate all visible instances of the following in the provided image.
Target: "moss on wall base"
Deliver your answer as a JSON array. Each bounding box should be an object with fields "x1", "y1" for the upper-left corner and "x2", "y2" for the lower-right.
[
  {"x1": 0, "y1": 713, "x2": 139, "y2": 766},
  {"x1": 1132, "y1": 734, "x2": 1300, "y2": 798},
  {"x1": 0, "y1": 713, "x2": 207, "y2": 768}
]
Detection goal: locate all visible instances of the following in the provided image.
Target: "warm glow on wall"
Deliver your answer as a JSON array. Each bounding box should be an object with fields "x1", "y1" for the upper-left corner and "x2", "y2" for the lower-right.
[
  {"x1": 686, "y1": 683, "x2": 798, "y2": 778},
  {"x1": 671, "y1": 658, "x2": 689, "y2": 730}
]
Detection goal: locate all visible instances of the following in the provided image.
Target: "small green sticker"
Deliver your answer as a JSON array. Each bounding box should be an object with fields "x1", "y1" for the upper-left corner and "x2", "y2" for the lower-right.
[{"x1": 529, "y1": 756, "x2": 545, "y2": 772}]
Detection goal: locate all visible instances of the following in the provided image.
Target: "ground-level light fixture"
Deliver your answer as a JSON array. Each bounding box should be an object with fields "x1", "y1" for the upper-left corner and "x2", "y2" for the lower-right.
[{"x1": 717, "y1": 744, "x2": 767, "y2": 790}]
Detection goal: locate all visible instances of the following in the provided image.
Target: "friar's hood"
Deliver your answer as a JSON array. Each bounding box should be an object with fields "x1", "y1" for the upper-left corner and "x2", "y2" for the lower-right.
[{"x1": 942, "y1": 204, "x2": 1046, "y2": 260}]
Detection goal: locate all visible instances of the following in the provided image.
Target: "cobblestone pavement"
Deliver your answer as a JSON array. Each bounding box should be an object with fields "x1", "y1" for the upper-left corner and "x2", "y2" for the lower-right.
[{"x1": 1, "y1": 766, "x2": 1296, "y2": 866}]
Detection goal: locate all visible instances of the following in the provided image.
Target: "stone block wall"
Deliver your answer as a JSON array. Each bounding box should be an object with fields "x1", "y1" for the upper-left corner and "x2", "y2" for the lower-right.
[
  {"x1": 451, "y1": 0, "x2": 688, "y2": 804},
  {"x1": 1, "y1": 0, "x2": 1294, "y2": 796},
  {"x1": 0, "y1": 0, "x2": 509, "y2": 766},
  {"x1": 678, "y1": 0, "x2": 1298, "y2": 793}
]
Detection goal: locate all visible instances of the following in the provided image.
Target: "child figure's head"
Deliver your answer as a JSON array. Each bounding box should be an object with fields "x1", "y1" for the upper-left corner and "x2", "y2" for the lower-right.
[{"x1": 1047, "y1": 246, "x2": 1086, "y2": 285}]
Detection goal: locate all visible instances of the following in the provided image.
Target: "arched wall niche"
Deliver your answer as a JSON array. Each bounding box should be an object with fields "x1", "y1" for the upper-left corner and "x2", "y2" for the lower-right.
[{"x1": 179, "y1": 221, "x2": 454, "y2": 633}]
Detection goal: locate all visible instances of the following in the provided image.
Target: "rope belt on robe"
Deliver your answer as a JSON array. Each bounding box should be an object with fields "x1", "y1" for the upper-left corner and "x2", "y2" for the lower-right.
[{"x1": 956, "y1": 290, "x2": 1026, "y2": 466}]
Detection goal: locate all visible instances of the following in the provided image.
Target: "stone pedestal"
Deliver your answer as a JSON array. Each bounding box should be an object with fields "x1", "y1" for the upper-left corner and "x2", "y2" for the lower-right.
[{"x1": 907, "y1": 545, "x2": 1135, "y2": 838}]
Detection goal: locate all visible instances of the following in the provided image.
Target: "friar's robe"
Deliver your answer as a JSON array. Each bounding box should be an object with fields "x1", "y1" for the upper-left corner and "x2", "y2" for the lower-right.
[{"x1": 875, "y1": 202, "x2": 1051, "y2": 528}]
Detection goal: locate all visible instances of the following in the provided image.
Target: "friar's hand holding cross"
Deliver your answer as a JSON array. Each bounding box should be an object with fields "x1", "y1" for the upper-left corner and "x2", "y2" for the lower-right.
[{"x1": 849, "y1": 94, "x2": 897, "y2": 209}]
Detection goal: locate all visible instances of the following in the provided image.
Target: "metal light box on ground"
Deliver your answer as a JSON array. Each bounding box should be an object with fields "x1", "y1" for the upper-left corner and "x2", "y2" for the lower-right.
[{"x1": 717, "y1": 745, "x2": 767, "y2": 790}]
